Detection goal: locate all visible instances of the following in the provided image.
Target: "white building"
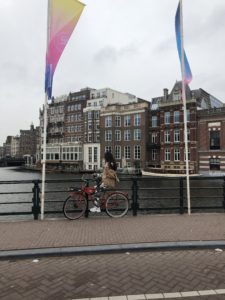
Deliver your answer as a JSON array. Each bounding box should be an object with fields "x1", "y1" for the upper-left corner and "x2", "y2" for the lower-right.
[{"x1": 83, "y1": 88, "x2": 138, "y2": 170}]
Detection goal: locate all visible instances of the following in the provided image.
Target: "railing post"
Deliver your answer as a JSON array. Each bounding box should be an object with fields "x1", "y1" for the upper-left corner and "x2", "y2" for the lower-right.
[
  {"x1": 85, "y1": 181, "x2": 89, "y2": 218},
  {"x1": 179, "y1": 177, "x2": 184, "y2": 214},
  {"x1": 223, "y1": 176, "x2": 225, "y2": 211},
  {"x1": 32, "y1": 180, "x2": 41, "y2": 220},
  {"x1": 131, "y1": 178, "x2": 139, "y2": 216}
]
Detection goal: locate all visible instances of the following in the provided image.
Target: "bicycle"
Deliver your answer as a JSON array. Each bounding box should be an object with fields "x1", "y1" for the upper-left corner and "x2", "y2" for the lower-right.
[{"x1": 63, "y1": 177, "x2": 129, "y2": 220}]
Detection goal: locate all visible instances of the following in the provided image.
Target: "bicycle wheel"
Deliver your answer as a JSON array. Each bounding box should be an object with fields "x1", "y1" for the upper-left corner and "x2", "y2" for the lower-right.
[
  {"x1": 63, "y1": 193, "x2": 87, "y2": 220},
  {"x1": 105, "y1": 192, "x2": 129, "y2": 218}
]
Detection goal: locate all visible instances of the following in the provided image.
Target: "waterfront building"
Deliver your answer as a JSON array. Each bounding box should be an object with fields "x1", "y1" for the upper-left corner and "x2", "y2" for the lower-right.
[
  {"x1": 11, "y1": 136, "x2": 20, "y2": 158},
  {"x1": 39, "y1": 89, "x2": 92, "y2": 171},
  {"x1": 148, "y1": 81, "x2": 224, "y2": 174},
  {"x1": 19, "y1": 124, "x2": 39, "y2": 163},
  {"x1": 83, "y1": 88, "x2": 140, "y2": 170},
  {"x1": 4, "y1": 136, "x2": 13, "y2": 157},
  {"x1": 197, "y1": 107, "x2": 225, "y2": 175},
  {"x1": 0, "y1": 147, "x2": 3, "y2": 159},
  {"x1": 100, "y1": 100, "x2": 150, "y2": 169}
]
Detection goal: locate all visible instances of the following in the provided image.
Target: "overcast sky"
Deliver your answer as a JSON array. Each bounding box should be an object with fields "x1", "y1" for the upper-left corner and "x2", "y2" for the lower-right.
[{"x1": 0, "y1": 0, "x2": 225, "y2": 145}]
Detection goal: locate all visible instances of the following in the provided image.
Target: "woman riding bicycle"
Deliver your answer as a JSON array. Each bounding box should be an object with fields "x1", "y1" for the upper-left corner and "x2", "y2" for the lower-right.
[{"x1": 90, "y1": 151, "x2": 119, "y2": 213}]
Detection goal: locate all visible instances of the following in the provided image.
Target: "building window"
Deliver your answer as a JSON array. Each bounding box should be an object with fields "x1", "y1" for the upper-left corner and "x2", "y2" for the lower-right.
[
  {"x1": 124, "y1": 146, "x2": 131, "y2": 159},
  {"x1": 94, "y1": 111, "x2": 99, "y2": 119},
  {"x1": 105, "y1": 146, "x2": 112, "y2": 153},
  {"x1": 184, "y1": 149, "x2": 190, "y2": 161},
  {"x1": 88, "y1": 111, "x2": 92, "y2": 119},
  {"x1": 115, "y1": 130, "x2": 121, "y2": 141},
  {"x1": 124, "y1": 130, "x2": 131, "y2": 141},
  {"x1": 187, "y1": 128, "x2": 190, "y2": 141},
  {"x1": 173, "y1": 91, "x2": 180, "y2": 101},
  {"x1": 105, "y1": 116, "x2": 112, "y2": 127},
  {"x1": 186, "y1": 109, "x2": 190, "y2": 122},
  {"x1": 134, "y1": 145, "x2": 141, "y2": 159},
  {"x1": 88, "y1": 121, "x2": 92, "y2": 130},
  {"x1": 134, "y1": 129, "x2": 141, "y2": 140},
  {"x1": 115, "y1": 145, "x2": 121, "y2": 159},
  {"x1": 174, "y1": 148, "x2": 180, "y2": 161},
  {"x1": 88, "y1": 134, "x2": 92, "y2": 142},
  {"x1": 174, "y1": 129, "x2": 180, "y2": 143},
  {"x1": 105, "y1": 130, "x2": 112, "y2": 141},
  {"x1": 152, "y1": 132, "x2": 157, "y2": 143},
  {"x1": 165, "y1": 148, "x2": 170, "y2": 161},
  {"x1": 174, "y1": 111, "x2": 180, "y2": 123},
  {"x1": 134, "y1": 114, "x2": 141, "y2": 126},
  {"x1": 165, "y1": 130, "x2": 170, "y2": 143},
  {"x1": 210, "y1": 130, "x2": 220, "y2": 150},
  {"x1": 124, "y1": 115, "x2": 131, "y2": 126},
  {"x1": 152, "y1": 116, "x2": 157, "y2": 127},
  {"x1": 115, "y1": 115, "x2": 121, "y2": 127},
  {"x1": 209, "y1": 158, "x2": 220, "y2": 170},
  {"x1": 152, "y1": 149, "x2": 157, "y2": 161},
  {"x1": 61, "y1": 146, "x2": 82, "y2": 161},
  {"x1": 94, "y1": 147, "x2": 98, "y2": 163},
  {"x1": 164, "y1": 112, "x2": 170, "y2": 124},
  {"x1": 88, "y1": 147, "x2": 92, "y2": 163}
]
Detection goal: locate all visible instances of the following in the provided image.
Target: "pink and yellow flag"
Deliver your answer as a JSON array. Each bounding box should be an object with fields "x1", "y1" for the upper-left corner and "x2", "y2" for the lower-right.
[{"x1": 45, "y1": 0, "x2": 85, "y2": 99}]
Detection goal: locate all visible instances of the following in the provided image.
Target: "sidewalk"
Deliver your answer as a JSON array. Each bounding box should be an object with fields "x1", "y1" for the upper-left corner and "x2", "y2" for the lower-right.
[{"x1": 1, "y1": 213, "x2": 225, "y2": 259}]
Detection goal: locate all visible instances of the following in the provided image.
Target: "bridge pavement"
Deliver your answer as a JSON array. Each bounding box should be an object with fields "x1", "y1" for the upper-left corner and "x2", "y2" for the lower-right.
[{"x1": 1, "y1": 214, "x2": 225, "y2": 299}]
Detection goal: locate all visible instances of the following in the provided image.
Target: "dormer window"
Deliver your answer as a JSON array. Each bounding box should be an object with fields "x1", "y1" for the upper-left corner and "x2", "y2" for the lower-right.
[{"x1": 173, "y1": 90, "x2": 181, "y2": 101}]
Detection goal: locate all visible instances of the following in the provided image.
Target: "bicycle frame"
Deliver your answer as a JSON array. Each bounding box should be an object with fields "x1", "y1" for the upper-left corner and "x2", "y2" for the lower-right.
[{"x1": 68, "y1": 179, "x2": 128, "y2": 209}]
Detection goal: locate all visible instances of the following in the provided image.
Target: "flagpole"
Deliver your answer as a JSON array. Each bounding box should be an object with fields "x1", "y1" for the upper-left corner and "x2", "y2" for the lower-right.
[
  {"x1": 179, "y1": 0, "x2": 191, "y2": 215},
  {"x1": 41, "y1": 94, "x2": 48, "y2": 220},
  {"x1": 41, "y1": 0, "x2": 50, "y2": 220}
]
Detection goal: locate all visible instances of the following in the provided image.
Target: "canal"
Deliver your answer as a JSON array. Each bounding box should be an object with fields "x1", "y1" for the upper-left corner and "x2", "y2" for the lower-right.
[{"x1": 0, "y1": 167, "x2": 224, "y2": 220}]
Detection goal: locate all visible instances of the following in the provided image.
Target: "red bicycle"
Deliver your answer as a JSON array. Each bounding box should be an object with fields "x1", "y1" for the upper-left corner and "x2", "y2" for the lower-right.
[{"x1": 63, "y1": 177, "x2": 129, "y2": 220}]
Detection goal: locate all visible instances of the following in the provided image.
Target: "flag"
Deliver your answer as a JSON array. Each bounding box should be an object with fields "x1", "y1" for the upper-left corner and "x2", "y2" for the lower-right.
[
  {"x1": 175, "y1": 1, "x2": 192, "y2": 84},
  {"x1": 45, "y1": 0, "x2": 85, "y2": 99}
]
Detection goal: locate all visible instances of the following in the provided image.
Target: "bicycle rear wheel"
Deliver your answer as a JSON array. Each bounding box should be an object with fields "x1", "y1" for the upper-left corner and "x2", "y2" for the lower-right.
[
  {"x1": 106, "y1": 192, "x2": 129, "y2": 218},
  {"x1": 63, "y1": 193, "x2": 87, "y2": 220}
]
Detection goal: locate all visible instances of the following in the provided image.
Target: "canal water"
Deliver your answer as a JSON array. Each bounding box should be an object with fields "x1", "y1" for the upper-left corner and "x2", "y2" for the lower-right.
[
  {"x1": 0, "y1": 167, "x2": 83, "y2": 220},
  {"x1": 0, "y1": 167, "x2": 224, "y2": 220}
]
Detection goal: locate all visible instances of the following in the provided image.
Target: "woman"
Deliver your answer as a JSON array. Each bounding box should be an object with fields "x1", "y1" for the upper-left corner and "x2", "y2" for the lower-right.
[{"x1": 90, "y1": 151, "x2": 119, "y2": 213}]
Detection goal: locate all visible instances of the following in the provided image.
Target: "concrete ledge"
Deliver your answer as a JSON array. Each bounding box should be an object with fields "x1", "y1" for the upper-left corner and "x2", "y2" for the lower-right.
[{"x1": 1, "y1": 240, "x2": 225, "y2": 260}]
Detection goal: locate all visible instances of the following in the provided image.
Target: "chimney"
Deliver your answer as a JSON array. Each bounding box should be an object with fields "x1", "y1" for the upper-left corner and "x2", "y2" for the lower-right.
[{"x1": 163, "y1": 88, "x2": 168, "y2": 101}]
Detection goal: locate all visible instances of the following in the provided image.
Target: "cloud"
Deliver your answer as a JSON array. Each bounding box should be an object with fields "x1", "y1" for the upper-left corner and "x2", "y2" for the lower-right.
[{"x1": 94, "y1": 43, "x2": 139, "y2": 64}]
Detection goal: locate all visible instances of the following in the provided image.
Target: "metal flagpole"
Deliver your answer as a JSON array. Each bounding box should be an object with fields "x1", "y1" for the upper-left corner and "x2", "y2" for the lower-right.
[
  {"x1": 41, "y1": 0, "x2": 51, "y2": 220},
  {"x1": 41, "y1": 94, "x2": 48, "y2": 220},
  {"x1": 179, "y1": 0, "x2": 191, "y2": 215}
]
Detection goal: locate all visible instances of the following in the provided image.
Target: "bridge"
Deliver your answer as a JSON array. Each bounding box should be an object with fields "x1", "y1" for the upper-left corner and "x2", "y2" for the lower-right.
[{"x1": 0, "y1": 157, "x2": 26, "y2": 167}]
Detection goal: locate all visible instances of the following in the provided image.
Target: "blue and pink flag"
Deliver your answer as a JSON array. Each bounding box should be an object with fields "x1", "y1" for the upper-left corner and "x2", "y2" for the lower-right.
[
  {"x1": 175, "y1": 1, "x2": 192, "y2": 84},
  {"x1": 45, "y1": 0, "x2": 85, "y2": 99}
]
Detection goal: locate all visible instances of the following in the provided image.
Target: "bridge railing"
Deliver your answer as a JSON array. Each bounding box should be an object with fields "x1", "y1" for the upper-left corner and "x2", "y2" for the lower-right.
[{"x1": 0, "y1": 176, "x2": 225, "y2": 220}]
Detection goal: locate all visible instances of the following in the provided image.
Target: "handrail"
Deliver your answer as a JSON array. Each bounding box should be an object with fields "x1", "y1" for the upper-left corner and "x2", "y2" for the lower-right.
[{"x1": 0, "y1": 176, "x2": 225, "y2": 220}]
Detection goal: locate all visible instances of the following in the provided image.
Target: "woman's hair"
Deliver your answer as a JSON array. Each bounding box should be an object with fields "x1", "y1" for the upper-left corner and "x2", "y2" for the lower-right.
[{"x1": 104, "y1": 151, "x2": 117, "y2": 171}]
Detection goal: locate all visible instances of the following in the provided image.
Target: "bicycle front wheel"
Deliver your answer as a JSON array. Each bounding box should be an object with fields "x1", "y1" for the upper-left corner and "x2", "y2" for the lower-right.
[
  {"x1": 63, "y1": 193, "x2": 87, "y2": 220},
  {"x1": 106, "y1": 193, "x2": 129, "y2": 218}
]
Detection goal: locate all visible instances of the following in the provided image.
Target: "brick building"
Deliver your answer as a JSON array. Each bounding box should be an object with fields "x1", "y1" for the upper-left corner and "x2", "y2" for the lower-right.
[
  {"x1": 148, "y1": 81, "x2": 224, "y2": 174},
  {"x1": 197, "y1": 107, "x2": 225, "y2": 175},
  {"x1": 100, "y1": 101, "x2": 150, "y2": 169}
]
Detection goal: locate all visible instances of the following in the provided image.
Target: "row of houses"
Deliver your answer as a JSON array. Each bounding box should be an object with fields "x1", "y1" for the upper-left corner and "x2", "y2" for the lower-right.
[
  {"x1": 0, "y1": 125, "x2": 40, "y2": 165},
  {"x1": 1, "y1": 82, "x2": 225, "y2": 175}
]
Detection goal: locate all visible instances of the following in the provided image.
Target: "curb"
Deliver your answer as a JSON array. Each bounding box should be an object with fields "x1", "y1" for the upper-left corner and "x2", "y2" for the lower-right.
[{"x1": 1, "y1": 240, "x2": 225, "y2": 260}]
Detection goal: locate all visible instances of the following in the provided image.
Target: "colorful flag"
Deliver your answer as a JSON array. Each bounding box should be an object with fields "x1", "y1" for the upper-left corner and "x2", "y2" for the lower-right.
[
  {"x1": 175, "y1": 1, "x2": 192, "y2": 84},
  {"x1": 45, "y1": 0, "x2": 85, "y2": 99}
]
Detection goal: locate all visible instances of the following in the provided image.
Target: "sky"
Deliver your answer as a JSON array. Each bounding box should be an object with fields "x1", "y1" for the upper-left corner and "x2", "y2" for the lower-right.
[{"x1": 0, "y1": 0, "x2": 225, "y2": 146}]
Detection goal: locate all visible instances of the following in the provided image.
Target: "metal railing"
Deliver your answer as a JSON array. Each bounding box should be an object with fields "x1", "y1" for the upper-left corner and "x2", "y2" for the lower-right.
[{"x1": 0, "y1": 176, "x2": 225, "y2": 220}]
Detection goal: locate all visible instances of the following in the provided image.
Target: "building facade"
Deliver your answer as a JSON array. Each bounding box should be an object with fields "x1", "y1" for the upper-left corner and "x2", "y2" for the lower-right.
[
  {"x1": 197, "y1": 107, "x2": 225, "y2": 175},
  {"x1": 148, "y1": 81, "x2": 224, "y2": 174},
  {"x1": 100, "y1": 101, "x2": 150, "y2": 169}
]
